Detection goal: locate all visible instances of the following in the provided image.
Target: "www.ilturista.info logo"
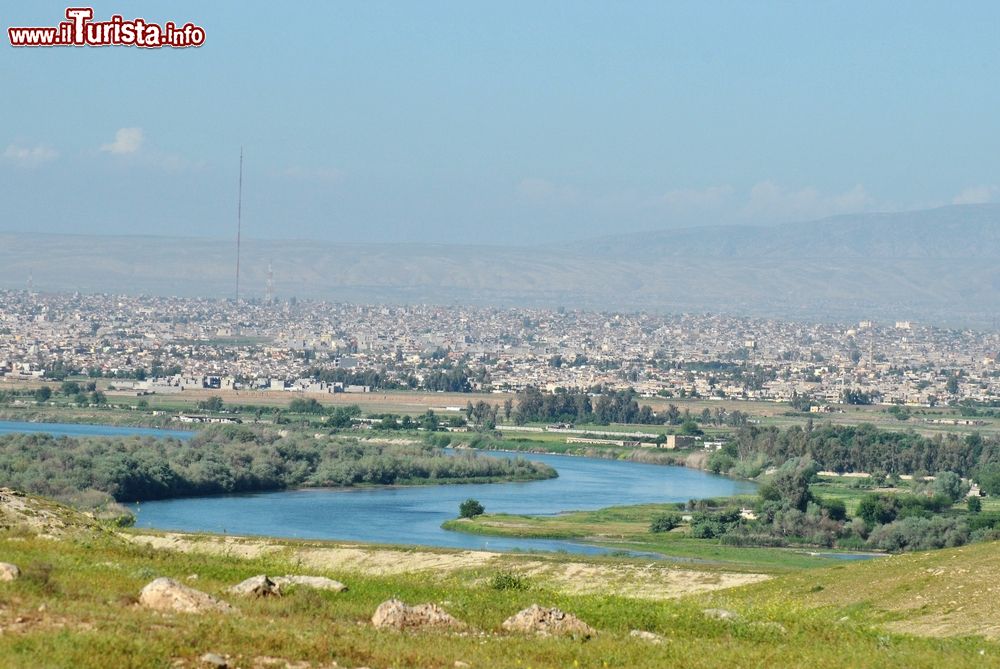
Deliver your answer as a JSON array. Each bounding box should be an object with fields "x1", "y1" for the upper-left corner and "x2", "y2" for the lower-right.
[{"x1": 8, "y1": 7, "x2": 205, "y2": 48}]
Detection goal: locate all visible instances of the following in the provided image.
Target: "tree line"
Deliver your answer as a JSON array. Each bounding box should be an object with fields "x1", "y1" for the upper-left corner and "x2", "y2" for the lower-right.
[
  {"x1": 711, "y1": 423, "x2": 1000, "y2": 479},
  {"x1": 0, "y1": 426, "x2": 556, "y2": 505},
  {"x1": 510, "y1": 386, "x2": 747, "y2": 427}
]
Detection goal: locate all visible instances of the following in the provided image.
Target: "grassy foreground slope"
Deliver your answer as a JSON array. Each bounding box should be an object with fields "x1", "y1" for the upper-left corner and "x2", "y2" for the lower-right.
[
  {"x1": 718, "y1": 540, "x2": 1000, "y2": 640},
  {"x1": 0, "y1": 491, "x2": 996, "y2": 668}
]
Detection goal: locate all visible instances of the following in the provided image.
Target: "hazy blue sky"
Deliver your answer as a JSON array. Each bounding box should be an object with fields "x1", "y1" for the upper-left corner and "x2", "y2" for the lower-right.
[{"x1": 2, "y1": 1, "x2": 999, "y2": 243}]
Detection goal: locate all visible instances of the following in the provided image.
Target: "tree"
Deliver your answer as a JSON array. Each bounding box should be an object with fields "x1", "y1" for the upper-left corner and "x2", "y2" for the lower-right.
[
  {"x1": 932, "y1": 471, "x2": 963, "y2": 503},
  {"x1": 968, "y1": 496, "x2": 982, "y2": 513},
  {"x1": 857, "y1": 493, "x2": 900, "y2": 528},
  {"x1": 60, "y1": 381, "x2": 81, "y2": 395},
  {"x1": 288, "y1": 398, "x2": 323, "y2": 414},
  {"x1": 978, "y1": 463, "x2": 1000, "y2": 496},
  {"x1": 758, "y1": 459, "x2": 816, "y2": 511},
  {"x1": 459, "y1": 498, "x2": 485, "y2": 519},
  {"x1": 678, "y1": 420, "x2": 703, "y2": 436},
  {"x1": 946, "y1": 375, "x2": 960, "y2": 395},
  {"x1": 198, "y1": 396, "x2": 224, "y2": 412},
  {"x1": 33, "y1": 386, "x2": 52, "y2": 403},
  {"x1": 419, "y1": 410, "x2": 439, "y2": 432}
]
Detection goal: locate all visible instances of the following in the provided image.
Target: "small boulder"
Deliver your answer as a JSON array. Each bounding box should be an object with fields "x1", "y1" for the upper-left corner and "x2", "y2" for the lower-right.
[
  {"x1": 371, "y1": 598, "x2": 465, "y2": 631},
  {"x1": 629, "y1": 629, "x2": 664, "y2": 644},
  {"x1": 229, "y1": 575, "x2": 281, "y2": 598},
  {"x1": 501, "y1": 604, "x2": 595, "y2": 638},
  {"x1": 702, "y1": 608, "x2": 740, "y2": 621},
  {"x1": 139, "y1": 577, "x2": 234, "y2": 614},
  {"x1": 199, "y1": 653, "x2": 229, "y2": 668},
  {"x1": 272, "y1": 575, "x2": 347, "y2": 593},
  {"x1": 0, "y1": 562, "x2": 20, "y2": 581}
]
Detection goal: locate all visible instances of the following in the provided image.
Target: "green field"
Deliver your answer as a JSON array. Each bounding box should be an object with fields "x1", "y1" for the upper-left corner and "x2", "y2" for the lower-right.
[{"x1": 5, "y1": 378, "x2": 1000, "y2": 439}]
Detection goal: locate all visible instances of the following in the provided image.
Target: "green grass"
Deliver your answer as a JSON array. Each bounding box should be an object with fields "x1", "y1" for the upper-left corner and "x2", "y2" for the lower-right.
[
  {"x1": 0, "y1": 529, "x2": 995, "y2": 668},
  {"x1": 0, "y1": 494, "x2": 997, "y2": 667}
]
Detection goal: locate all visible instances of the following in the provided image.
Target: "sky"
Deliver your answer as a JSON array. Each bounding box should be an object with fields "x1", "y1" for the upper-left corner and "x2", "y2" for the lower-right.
[{"x1": 2, "y1": 1, "x2": 1000, "y2": 244}]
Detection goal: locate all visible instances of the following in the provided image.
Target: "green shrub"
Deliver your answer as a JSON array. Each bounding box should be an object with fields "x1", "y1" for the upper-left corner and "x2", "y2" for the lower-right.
[
  {"x1": 489, "y1": 570, "x2": 528, "y2": 591},
  {"x1": 649, "y1": 512, "x2": 682, "y2": 533}
]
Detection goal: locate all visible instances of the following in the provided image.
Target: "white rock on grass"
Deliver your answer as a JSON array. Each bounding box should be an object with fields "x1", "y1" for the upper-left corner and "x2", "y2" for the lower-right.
[
  {"x1": 228, "y1": 575, "x2": 281, "y2": 598},
  {"x1": 199, "y1": 653, "x2": 229, "y2": 668},
  {"x1": 272, "y1": 575, "x2": 347, "y2": 592},
  {"x1": 0, "y1": 563, "x2": 20, "y2": 581},
  {"x1": 630, "y1": 629, "x2": 665, "y2": 644},
  {"x1": 371, "y1": 598, "x2": 466, "y2": 631},
  {"x1": 139, "y1": 577, "x2": 234, "y2": 614},
  {"x1": 702, "y1": 607, "x2": 740, "y2": 621},
  {"x1": 501, "y1": 604, "x2": 596, "y2": 638}
]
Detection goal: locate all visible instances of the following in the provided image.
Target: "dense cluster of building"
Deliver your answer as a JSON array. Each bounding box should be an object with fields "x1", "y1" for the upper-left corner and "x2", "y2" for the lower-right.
[{"x1": 1, "y1": 290, "x2": 998, "y2": 407}]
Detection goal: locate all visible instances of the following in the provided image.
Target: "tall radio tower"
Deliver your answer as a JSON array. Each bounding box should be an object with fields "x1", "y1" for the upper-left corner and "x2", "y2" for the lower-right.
[
  {"x1": 235, "y1": 147, "x2": 243, "y2": 305},
  {"x1": 265, "y1": 262, "x2": 274, "y2": 303}
]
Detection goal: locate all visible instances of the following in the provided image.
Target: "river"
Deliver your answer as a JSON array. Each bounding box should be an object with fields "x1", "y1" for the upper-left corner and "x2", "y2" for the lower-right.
[
  {"x1": 132, "y1": 450, "x2": 758, "y2": 555},
  {"x1": 0, "y1": 420, "x2": 759, "y2": 556},
  {"x1": 0, "y1": 419, "x2": 193, "y2": 440}
]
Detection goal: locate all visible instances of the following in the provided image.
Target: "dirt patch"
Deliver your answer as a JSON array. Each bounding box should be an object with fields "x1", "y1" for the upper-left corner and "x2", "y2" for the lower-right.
[
  {"x1": 125, "y1": 531, "x2": 768, "y2": 601},
  {"x1": 519, "y1": 560, "x2": 768, "y2": 600}
]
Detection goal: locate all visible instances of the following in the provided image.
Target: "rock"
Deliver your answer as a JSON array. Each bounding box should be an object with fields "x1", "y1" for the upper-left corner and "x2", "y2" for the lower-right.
[
  {"x1": 0, "y1": 562, "x2": 20, "y2": 581},
  {"x1": 702, "y1": 608, "x2": 740, "y2": 621},
  {"x1": 501, "y1": 604, "x2": 596, "y2": 638},
  {"x1": 199, "y1": 653, "x2": 228, "y2": 668},
  {"x1": 139, "y1": 578, "x2": 234, "y2": 614},
  {"x1": 272, "y1": 575, "x2": 347, "y2": 592},
  {"x1": 751, "y1": 621, "x2": 787, "y2": 635},
  {"x1": 251, "y1": 658, "x2": 311, "y2": 669},
  {"x1": 229, "y1": 575, "x2": 281, "y2": 598},
  {"x1": 454, "y1": 662, "x2": 470, "y2": 668},
  {"x1": 629, "y1": 629, "x2": 664, "y2": 644},
  {"x1": 371, "y1": 599, "x2": 465, "y2": 631}
]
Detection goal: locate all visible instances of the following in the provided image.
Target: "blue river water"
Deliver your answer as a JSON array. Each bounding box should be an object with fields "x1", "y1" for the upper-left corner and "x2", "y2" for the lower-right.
[
  {"x1": 131, "y1": 450, "x2": 759, "y2": 555},
  {"x1": 0, "y1": 420, "x2": 776, "y2": 557},
  {"x1": 0, "y1": 419, "x2": 193, "y2": 440}
]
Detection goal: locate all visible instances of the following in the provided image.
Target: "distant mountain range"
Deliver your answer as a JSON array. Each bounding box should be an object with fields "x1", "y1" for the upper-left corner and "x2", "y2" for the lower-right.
[
  {"x1": 2, "y1": 203, "x2": 999, "y2": 327},
  {"x1": 571, "y1": 204, "x2": 1000, "y2": 259}
]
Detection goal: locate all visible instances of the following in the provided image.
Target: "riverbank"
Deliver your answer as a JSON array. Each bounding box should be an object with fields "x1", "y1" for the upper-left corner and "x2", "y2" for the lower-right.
[{"x1": 441, "y1": 503, "x2": 866, "y2": 572}]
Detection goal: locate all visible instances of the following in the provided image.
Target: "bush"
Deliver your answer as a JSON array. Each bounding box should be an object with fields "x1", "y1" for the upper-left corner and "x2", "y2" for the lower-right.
[
  {"x1": 706, "y1": 452, "x2": 735, "y2": 474},
  {"x1": 489, "y1": 570, "x2": 528, "y2": 591},
  {"x1": 866, "y1": 516, "x2": 969, "y2": 552},
  {"x1": 459, "y1": 498, "x2": 485, "y2": 519},
  {"x1": 649, "y1": 512, "x2": 682, "y2": 533}
]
